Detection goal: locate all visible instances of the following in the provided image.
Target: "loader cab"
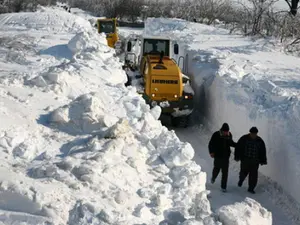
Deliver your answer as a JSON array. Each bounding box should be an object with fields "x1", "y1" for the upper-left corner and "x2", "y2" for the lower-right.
[
  {"x1": 126, "y1": 36, "x2": 179, "y2": 59},
  {"x1": 97, "y1": 18, "x2": 119, "y2": 48},
  {"x1": 123, "y1": 36, "x2": 194, "y2": 127},
  {"x1": 143, "y1": 38, "x2": 170, "y2": 56},
  {"x1": 97, "y1": 18, "x2": 116, "y2": 34},
  {"x1": 139, "y1": 37, "x2": 179, "y2": 57}
]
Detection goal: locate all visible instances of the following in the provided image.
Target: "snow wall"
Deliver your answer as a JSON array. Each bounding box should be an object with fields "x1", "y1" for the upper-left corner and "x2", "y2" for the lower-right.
[
  {"x1": 144, "y1": 17, "x2": 300, "y2": 205},
  {"x1": 188, "y1": 48, "x2": 300, "y2": 205}
]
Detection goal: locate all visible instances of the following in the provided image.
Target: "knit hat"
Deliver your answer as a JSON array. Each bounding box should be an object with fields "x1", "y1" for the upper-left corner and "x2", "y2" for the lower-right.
[
  {"x1": 221, "y1": 123, "x2": 230, "y2": 131},
  {"x1": 249, "y1": 127, "x2": 258, "y2": 133}
]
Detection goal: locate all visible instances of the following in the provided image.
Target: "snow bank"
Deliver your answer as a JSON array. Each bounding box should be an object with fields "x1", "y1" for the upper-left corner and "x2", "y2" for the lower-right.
[
  {"x1": 66, "y1": 31, "x2": 127, "y2": 86},
  {"x1": 0, "y1": 7, "x2": 92, "y2": 33},
  {"x1": 0, "y1": 167, "x2": 70, "y2": 224},
  {"x1": 26, "y1": 30, "x2": 127, "y2": 98},
  {"x1": 217, "y1": 198, "x2": 272, "y2": 225},
  {"x1": 49, "y1": 91, "x2": 126, "y2": 134},
  {"x1": 35, "y1": 51, "x2": 216, "y2": 221},
  {"x1": 144, "y1": 17, "x2": 189, "y2": 39},
  {"x1": 190, "y1": 49, "x2": 300, "y2": 205},
  {"x1": 0, "y1": 9, "x2": 223, "y2": 224},
  {"x1": 32, "y1": 87, "x2": 216, "y2": 223},
  {"x1": 67, "y1": 30, "x2": 108, "y2": 53},
  {"x1": 144, "y1": 17, "x2": 300, "y2": 206}
]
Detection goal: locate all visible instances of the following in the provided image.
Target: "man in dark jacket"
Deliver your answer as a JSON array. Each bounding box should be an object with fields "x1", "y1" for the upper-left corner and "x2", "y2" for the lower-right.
[
  {"x1": 234, "y1": 127, "x2": 267, "y2": 194},
  {"x1": 208, "y1": 123, "x2": 236, "y2": 192}
]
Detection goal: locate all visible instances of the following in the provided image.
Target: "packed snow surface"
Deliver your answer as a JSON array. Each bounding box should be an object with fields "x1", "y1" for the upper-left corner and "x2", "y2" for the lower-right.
[
  {"x1": 0, "y1": 7, "x2": 273, "y2": 225},
  {"x1": 217, "y1": 197, "x2": 272, "y2": 225}
]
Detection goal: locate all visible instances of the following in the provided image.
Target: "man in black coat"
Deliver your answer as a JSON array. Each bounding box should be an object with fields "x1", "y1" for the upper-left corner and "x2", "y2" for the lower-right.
[
  {"x1": 208, "y1": 123, "x2": 236, "y2": 192},
  {"x1": 234, "y1": 127, "x2": 267, "y2": 194}
]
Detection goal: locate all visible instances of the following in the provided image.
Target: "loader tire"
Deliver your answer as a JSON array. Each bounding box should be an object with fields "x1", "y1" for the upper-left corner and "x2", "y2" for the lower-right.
[
  {"x1": 125, "y1": 73, "x2": 132, "y2": 87},
  {"x1": 171, "y1": 115, "x2": 190, "y2": 128}
]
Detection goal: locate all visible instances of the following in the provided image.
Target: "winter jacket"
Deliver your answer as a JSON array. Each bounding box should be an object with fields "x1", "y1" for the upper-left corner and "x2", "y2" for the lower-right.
[
  {"x1": 208, "y1": 130, "x2": 236, "y2": 159},
  {"x1": 234, "y1": 134, "x2": 267, "y2": 164}
]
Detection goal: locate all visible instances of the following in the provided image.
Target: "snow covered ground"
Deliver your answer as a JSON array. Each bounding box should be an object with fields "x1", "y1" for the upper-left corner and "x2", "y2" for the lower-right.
[
  {"x1": 2, "y1": 4, "x2": 300, "y2": 224},
  {"x1": 0, "y1": 6, "x2": 274, "y2": 225}
]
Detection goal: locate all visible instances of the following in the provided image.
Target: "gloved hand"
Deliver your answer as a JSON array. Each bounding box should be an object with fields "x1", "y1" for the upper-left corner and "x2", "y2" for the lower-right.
[{"x1": 210, "y1": 153, "x2": 214, "y2": 158}]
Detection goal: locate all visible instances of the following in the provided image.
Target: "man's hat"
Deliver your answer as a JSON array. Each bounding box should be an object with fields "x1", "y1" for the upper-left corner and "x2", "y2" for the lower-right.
[
  {"x1": 221, "y1": 123, "x2": 230, "y2": 131},
  {"x1": 249, "y1": 127, "x2": 258, "y2": 133}
]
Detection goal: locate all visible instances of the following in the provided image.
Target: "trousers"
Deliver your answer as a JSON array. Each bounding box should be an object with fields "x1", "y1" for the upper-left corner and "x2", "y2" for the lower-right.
[
  {"x1": 212, "y1": 158, "x2": 229, "y2": 189},
  {"x1": 239, "y1": 159, "x2": 259, "y2": 190}
]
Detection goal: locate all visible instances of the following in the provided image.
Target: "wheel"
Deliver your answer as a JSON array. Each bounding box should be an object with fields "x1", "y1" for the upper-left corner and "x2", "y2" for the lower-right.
[
  {"x1": 171, "y1": 115, "x2": 190, "y2": 128},
  {"x1": 125, "y1": 73, "x2": 132, "y2": 87},
  {"x1": 171, "y1": 116, "x2": 179, "y2": 127},
  {"x1": 179, "y1": 115, "x2": 190, "y2": 128}
]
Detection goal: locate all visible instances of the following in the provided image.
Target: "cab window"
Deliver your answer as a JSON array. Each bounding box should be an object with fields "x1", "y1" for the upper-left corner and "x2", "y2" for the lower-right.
[{"x1": 99, "y1": 21, "x2": 115, "y2": 33}]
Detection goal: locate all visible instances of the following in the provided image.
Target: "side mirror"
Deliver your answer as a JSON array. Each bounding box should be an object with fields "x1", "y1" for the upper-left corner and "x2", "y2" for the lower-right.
[
  {"x1": 174, "y1": 43, "x2": 179, "y2": 55},
  {"x1": 127, "y1": 41, "x2": 132, "y2": 52}
]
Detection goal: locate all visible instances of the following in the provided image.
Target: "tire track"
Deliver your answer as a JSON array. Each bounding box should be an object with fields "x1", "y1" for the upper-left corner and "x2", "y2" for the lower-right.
[{"x1": 0, "y1": 14, "x2": 12, "y2": 28}]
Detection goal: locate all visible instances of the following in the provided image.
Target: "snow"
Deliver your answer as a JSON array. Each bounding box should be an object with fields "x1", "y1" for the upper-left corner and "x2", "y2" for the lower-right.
[
  {"x1": 0, "y1": 7, "x2": 91, "y2": 33},
  {"x1": 183, "y1": 77, "x2": 195, "y2": 95},
  {"x1": 172, "y1": 108, "x2": 194, "y2": 117},
  {"x1": 0, "y1": 6, "x2": 263, "y2": 225},
  {"x1": 1, "y1": 5, "x2": 297, "y2": 224},
  {"x1": 217, "y1": 197, "x2": 272, "y2": 225},
  {"x1": 144, "y1": 16, "x2": 300, "y2": 201},
  {"x1": 141, "y1": 17, "x2": 300, "y2": 224}
]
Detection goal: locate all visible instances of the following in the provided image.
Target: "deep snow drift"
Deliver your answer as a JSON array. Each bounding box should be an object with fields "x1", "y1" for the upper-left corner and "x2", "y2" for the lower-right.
[
  {"x1": 0, "y1": 6, "x2": 273, "y2": 225},
  {"x1": 143, "y1": 18, "x2": 300, "y2": 208},
  {"x1": 217, "y1": 198, "x2": 272, "y2": 225}
]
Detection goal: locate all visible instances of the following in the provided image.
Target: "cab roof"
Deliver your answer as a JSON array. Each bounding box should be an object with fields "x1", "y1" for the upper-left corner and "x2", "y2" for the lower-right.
[
  {"x1": 97, "y1": 18, "x2": 116, "y2": 21},
  {"x1": 142, "y1": 35, "x2": 171, "y2": 41},
  {"x1": 147, "y1": 56, "x2": 181, "y2": 76}
]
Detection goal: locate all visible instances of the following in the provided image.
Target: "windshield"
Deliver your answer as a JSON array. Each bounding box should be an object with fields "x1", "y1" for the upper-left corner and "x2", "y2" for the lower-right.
[
  {"x1": 143, "y1": 39, "x2": 170, "y2": 56},
  {"x1": 99, "y1": 21, "x2": 115, "y2": 34}
]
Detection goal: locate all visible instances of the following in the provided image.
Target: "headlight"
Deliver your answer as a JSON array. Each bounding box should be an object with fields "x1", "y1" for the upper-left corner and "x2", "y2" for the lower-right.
[
  {"x1": 174, "y1": 94, "x2": 178, "y2": 98},
  {"x1": 152, "y1": 93, "x2": 155, "y2": 97},
  {"x1": 184, "y1": 95, "x2": 193, "y2": 99}
]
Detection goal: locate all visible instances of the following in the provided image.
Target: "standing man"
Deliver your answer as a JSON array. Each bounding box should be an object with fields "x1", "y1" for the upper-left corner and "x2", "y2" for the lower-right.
[
  {"x1": 234, "y1": 127, "x2": 267, "y2": 194},
  {"x1": 208, "y1": 123, "x2": 236, "y2": 192}
]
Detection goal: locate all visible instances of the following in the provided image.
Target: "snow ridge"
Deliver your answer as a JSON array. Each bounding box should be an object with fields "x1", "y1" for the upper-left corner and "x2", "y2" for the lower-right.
[{"x1": 0, "y1": 10, "x2": 219, "y2": 225}]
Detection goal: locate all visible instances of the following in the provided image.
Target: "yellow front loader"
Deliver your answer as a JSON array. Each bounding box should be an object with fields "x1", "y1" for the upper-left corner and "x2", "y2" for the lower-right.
[
  {"x1": 97, "y1": 18, "x2": 122, "y2": 52},
  {"x1": 123, "y1": 35, "x2": 195, "y2": 127}
]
